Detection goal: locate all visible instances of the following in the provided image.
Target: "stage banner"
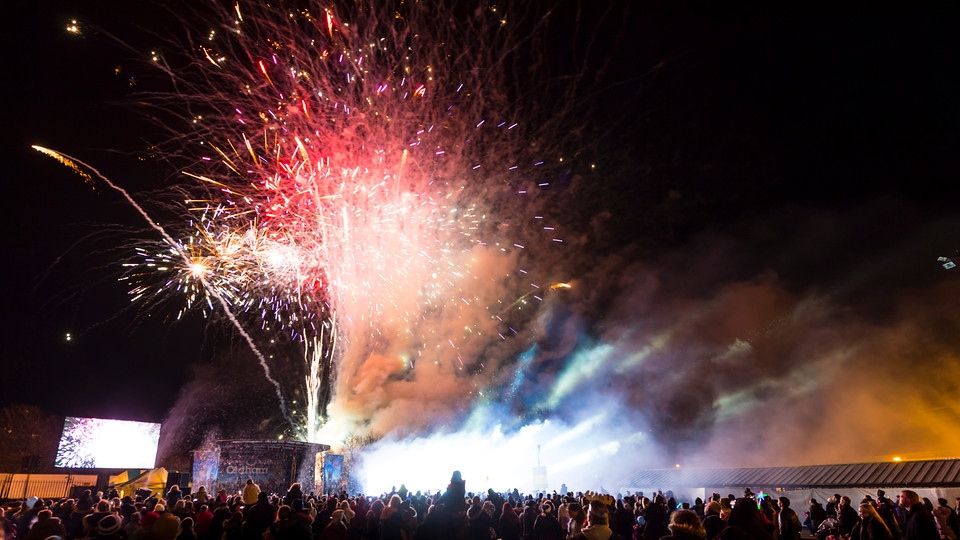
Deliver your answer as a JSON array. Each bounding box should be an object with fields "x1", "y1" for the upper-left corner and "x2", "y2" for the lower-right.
[{"x1": 321, "y1": 453, "x2": 344, "y2": 495}]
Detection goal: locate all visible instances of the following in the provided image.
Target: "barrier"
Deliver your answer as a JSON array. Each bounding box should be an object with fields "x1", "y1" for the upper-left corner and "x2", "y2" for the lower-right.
[{"x1": 0, "y1": 473, "x2": 98, "y2": 500}]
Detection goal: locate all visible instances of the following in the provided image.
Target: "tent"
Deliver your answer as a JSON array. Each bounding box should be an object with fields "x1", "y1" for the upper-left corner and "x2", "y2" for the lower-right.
[{"x1": 109, "y1": 467, "x2": 168, "y2": 498}]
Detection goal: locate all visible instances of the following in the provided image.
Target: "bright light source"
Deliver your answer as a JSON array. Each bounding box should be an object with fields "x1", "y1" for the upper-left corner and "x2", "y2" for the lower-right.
[
  {"x1": 893, "y1": 456, "x2": 902, "y2": 462},
  {"x1": 189, "y1": 262, "x2": 206, "y2": 277}
]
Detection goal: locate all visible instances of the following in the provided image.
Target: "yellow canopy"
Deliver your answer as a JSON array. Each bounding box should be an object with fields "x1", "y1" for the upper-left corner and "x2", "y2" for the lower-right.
[{"x1": 109, "y1": 467, "x2": 168, "y2": 498}]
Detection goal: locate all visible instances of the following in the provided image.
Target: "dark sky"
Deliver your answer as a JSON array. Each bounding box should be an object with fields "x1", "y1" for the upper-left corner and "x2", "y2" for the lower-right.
[{"x1": 3, "y1": 2, "x2": 959, "y2": 470}]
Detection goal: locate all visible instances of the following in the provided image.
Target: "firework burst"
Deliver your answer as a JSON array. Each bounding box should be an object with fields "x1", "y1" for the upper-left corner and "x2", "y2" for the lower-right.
[{"x1": 46, "y1": 0, "x2": 582, "y2": 443}]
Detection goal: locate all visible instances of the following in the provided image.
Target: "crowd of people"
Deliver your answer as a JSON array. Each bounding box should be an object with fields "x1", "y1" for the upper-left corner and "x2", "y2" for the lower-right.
[{"x1": 2, "y1": 474, "x2": 959, "y2": 540}]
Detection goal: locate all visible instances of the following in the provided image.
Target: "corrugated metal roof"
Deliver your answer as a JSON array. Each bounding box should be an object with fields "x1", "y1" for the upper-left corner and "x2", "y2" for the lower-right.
[{"x1": 621, "y1": 459, "x2": 960, "y2": 490}]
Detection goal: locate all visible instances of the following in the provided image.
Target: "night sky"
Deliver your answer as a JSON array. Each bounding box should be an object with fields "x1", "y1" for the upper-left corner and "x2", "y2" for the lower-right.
[{"x1": 3, "y1": 2, "x2": 959, "y2": 473}]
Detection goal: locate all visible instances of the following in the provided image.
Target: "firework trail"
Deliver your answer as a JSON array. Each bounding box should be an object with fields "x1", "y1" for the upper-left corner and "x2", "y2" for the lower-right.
[
  {"x1": 52, "y1": 0, "x2": 580, "y2": 442},
  {"x1": 33, "y1": 145, "x2": 294, "y2": 424}
]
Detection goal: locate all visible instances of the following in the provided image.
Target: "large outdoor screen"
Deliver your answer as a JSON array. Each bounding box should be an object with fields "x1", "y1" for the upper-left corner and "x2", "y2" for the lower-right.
[{"x1": 55, "y1": 417, "x2": 161, "y2": 469}]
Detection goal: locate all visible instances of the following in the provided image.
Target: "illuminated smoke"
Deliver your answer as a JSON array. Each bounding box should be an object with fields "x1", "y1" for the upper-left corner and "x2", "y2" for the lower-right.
[{"x1": 44, "y1": 3, "x2": 960, "y2": 491}]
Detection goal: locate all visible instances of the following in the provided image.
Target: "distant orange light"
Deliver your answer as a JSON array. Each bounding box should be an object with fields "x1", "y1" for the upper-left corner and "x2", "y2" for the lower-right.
[{"x1": 893, "y1": 456, "x2": 902, "y2": 462}]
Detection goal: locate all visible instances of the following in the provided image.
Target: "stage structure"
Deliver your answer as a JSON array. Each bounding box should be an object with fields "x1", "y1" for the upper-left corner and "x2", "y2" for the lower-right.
[{"x1": 192, "y1": 440, "x2": 330, "y2": 496}]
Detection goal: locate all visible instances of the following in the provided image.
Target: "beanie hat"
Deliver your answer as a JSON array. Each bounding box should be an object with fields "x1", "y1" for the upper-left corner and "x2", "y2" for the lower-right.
[
  {"x1": 587, "y1": 501, "x2": 610, "y2": 526},
  {"x1": 152, "y1": 513, "x2": 182, "y2": 540},
  {"x1": 141, "y1": 511, "x2": 160, "y2": 528},
  {"x1": 669, "y1": 510, "x2": 705, "y2": 533},
  {"x1": 669, "y1": 515, "x2": 706, "y2": 538},
  {"x1": 98, "y1": 515, "x2": 122, "y2": 536}
]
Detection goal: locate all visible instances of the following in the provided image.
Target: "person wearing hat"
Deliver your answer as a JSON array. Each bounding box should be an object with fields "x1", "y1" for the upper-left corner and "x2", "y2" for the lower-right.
[
  {"x1": 176, "y1": 517, "x2": 197, "y2": 540},
  {"x1": 83, "y1": 501, "x2": 115, "y2": 538},
  {"x1": 520, "y1": 499, "x2": 538, "y2": 540},
  {"x1": 661, "y1": 509, "x2": 707, "y2": 540},
  {"x1": 152, "y1": 511, "x2": 182, "y2": 540},
  {"x1": 532, "y1": 500, "x2": 564, "y2": 540},
  {"x1": 568, "y1": 500, "x2": 629, "y2": 540},
  {"x1": 93, "y1": 514, "x2": 123, "y2": 540},
  {"x1": 702, "y1": 500, "x2": 725, "y2": 540},
  {"x1": 25, "y1": 510, "x2": 67, "y2": 540},
  {"x1": 777, "y1": 497, "x2": 803, "y2": 540},
  {"x1": 140, "y1": 509, "x2": 161, "y2": 532}
]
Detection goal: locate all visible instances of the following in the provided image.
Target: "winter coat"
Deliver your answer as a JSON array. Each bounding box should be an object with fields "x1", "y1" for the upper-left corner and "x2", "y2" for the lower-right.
[
  {"x1": 808, "y1": 503, "x2": 826, "y2": 531},
  {"x1": 26, "y1": 516, "x2": 68, "y2": 540},
  {"x1": 933, "y1": 506, "x2": 959, "y2": 540},
  {"x1": 838, "y1": 505, "x2": 861, "y2": 537},
  {"x1": 644, "y1": 505, "x2": 671, "y2": 540},
  {"x1": 851, "y1": 515, "x2": 893, "y2": 540},
  {"x1": 777, "y1": 508, "x2": 802, "y2": 540},
  {"x1": 532, "y1": 513, "x2": 564, "y2": 540},
  {"x1": 903, "y1": 504, "x2": 940, "y2": 540},
  {"x1": 568, "y1": 524, "x2": 628, "y2": 540}
]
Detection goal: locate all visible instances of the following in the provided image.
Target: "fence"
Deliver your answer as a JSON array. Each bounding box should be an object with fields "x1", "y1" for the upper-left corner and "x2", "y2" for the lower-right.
[{"x1": 0, "y1": 473, "x2": 98, "y2": 500}]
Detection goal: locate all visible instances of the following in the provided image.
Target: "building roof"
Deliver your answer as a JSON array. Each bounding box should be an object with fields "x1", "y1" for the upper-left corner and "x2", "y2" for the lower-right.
[{"x1": 622, "y1": 459, "x2": 960, "y2": 490}]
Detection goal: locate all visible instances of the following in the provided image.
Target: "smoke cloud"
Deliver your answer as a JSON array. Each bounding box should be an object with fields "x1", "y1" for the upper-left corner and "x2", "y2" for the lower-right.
[{"x1": 349, "y1": 196, "x2": 960, "y2": 493}]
